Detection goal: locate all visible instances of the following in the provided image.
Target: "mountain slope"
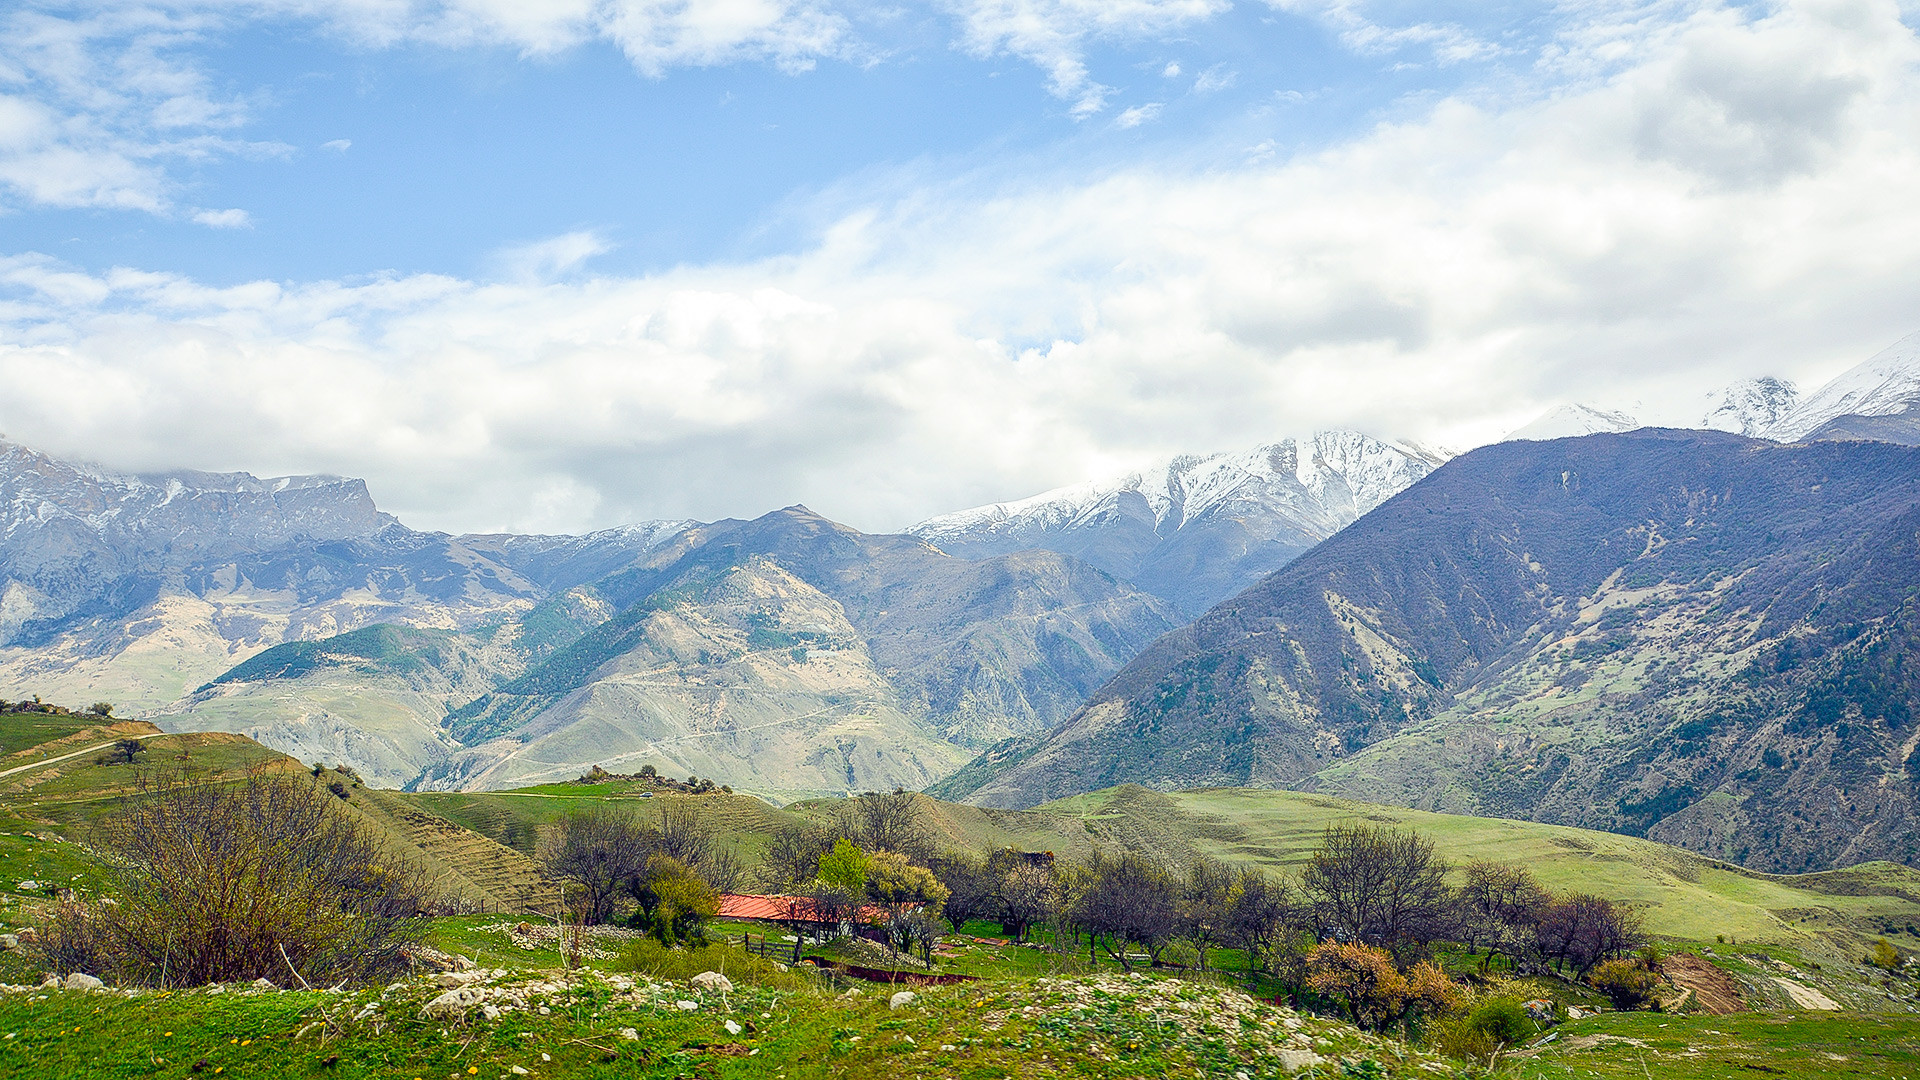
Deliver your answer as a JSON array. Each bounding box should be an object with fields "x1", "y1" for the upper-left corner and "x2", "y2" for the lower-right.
[
  {"x1": 1503, "y1": 403, "x2": 1639, "y2": 441},
  {"x1": 1770, "y1": 331, "x2": 1920, "y2": 441},
  {"x1": 406, "y1": 507, "x2": 1182, "y2": 797},
  {"x1": 908, "y1": 433, "x2": 1446, "y2": 615},
  {"x1": 946, "y1": 429, "x2": 1920, "y2": 873}
]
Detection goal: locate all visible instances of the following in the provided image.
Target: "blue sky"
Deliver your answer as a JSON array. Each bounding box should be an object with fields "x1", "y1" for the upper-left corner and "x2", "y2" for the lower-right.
[
  {"x1": 3, "y1": 1, "x2": 1519, "y2": 282},
  {"x1": 3, "y1": 1, "x2": 1920, "y2": 533}
]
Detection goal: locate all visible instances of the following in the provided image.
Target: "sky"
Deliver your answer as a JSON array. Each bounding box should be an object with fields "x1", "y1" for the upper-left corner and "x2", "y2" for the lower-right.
[{"x1": 2, "y1": 0, "x2": 1919, "y2": 534}]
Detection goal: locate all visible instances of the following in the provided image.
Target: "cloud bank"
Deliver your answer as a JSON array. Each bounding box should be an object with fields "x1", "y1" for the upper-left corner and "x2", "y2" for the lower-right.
[{"x1": 2, "y1": 0, "x2": 1919, "y2": 537}]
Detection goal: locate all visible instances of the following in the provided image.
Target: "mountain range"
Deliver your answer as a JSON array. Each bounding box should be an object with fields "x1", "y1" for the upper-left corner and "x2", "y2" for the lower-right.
[
  {"x1": 907, "y1": 432, "x2": 1448, "y2": 616},
  {"x1": 8, "y1": 329, "x2": 1920, "y2": 867},
  {"x1": 936, "y1": 426, "x2": 1920, "y2": 873}
]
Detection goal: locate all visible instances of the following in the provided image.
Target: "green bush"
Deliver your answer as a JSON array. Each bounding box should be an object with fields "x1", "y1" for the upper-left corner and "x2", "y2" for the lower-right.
[
  {"x1": 1589, "y1": 957, "x2": 1661, "y2": 1009},
  {"x1": 1428, "y1": 997, "x2": 1535, "y2": 1062},
  {"x1": 611, "y1": 939, "x2": 810, "y2": 990}
]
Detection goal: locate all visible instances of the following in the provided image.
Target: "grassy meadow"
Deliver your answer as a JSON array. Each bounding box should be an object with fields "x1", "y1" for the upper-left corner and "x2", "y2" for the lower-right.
[{"x1": 2, "y1": 710, "x2": 1920, "y2": 1076}]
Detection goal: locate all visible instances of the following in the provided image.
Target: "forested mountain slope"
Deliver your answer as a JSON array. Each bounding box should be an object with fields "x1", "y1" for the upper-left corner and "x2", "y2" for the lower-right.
[{"x1": 944, "y1": 429, "x2": 1920, "y2": 873}]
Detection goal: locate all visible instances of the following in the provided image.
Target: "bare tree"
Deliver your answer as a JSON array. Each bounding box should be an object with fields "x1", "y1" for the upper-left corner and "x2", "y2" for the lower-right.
[
  {"x1": 843, "y1": 789, "x2": 932, "y2": 862},
  {"x1": 1225, "y1": 867, "x2": 1299, "y2": 974},
  {"x1": 655, "y1": 798, "x2": 714, "y2": 869},
  {"x1": 540, "y1": 810, "x2": 658, "y2": 924},
  {"x1": 1534, "y1": 894, "x2": 1643, "y2": 977},
  {"x1": 1071, "y1": 852, "x2": 1179, "y2": 971},
  {"x1": 1459, "y1": 860, "x2": 1548, "y2": 968},
  {"x1": 1179, "y1": 857, "x2": 1235, "y2": 971},
  {"x1": 761, "y1": 821, "x2": 835, "y2": 891},
  {"x1": 46, "y1": 769, "x2": 430, "y2": 987},
  {"x1": 988, "y1": 852, "x2": 1063, "y2": 944},
  {"x1": 927, "y1": 851, "x2": 990, "y2": 931},
  {"x1": 1301, "y1": 824, "x2": 1454, "y2": 949}
]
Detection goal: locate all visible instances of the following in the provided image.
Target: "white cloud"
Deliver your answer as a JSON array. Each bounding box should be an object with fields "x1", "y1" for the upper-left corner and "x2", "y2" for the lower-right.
[
  {"x1": 490, "y1": 230, "x2": 613, "y2": 282},
  {"x1": 2, "y1": 0, "x2": 1918, "y2": 535},
  {"x1": 1263, "y1": 0, "x2": 1502, "y2": 64},
  {"x1": 191, "y1": 207, "x2": 251, "y2": 228},
  {"x1": 945, "y1": 0, "x2": 1230, "y2": 116},
  {"x1": 321, "y1": 138, "x2": 351, "y2": 152},
  {"x1": 1114, "y1": 102, "x2": 1162, "y2": 127},
  {"x1": 1191, "y1": 63, "x2": 1234, "y2": 92},
  {"x1": 1161, "y1": 61, "x2": 1181, "y2": 78}
]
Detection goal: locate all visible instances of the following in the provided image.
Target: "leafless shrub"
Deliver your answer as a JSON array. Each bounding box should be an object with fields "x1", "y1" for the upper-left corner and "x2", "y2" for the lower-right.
[{"x1": 47, "y1": 769, "x2": 430, "y2": 987}]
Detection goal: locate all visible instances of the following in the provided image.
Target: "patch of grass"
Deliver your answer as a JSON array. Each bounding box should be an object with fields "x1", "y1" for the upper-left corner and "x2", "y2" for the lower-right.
[
  {"x1": 0, "y1": 964, "x2": 1469, "y2": 1079},
  {"x1": 1508, "y1": 1010, "x2": 1920, "y2": 1079}
]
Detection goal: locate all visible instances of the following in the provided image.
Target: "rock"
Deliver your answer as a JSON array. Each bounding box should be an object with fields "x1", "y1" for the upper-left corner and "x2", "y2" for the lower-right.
[
  {"x1": 14, "y1": 929, "x2": 35, "y2": 945},
  {"x1": 690, "y1": 971, "x2": 733, "y2": 993},
  {"x1": 1565, "y1": 1006, "x2": 1592, "y2": 1019},
  {"x1": 251, "y1": 978, "x2": 276, "y2": 991},
  {"x1": 420, "y1": 987, "x2": 488, "y2": 1020},
  {"x1": 0, "y1": 935, "x2": 17, "y2": 952},
  {"x1": 15, "y1": 882, "x2": 38, "y2": 892},
  {"x1": 1522, "y1": 998, "x2": 1556, "y2": 1024},
  {"x1": 514, "y1": 922, "x2": 534, "y2": 934},
  {"x1": 724, "y1": 1019, "x2": 742, "y2": 1036},
  {"x1": 433, "y1": 971, "x2": 480, "y2": 988},
  {"x1": 480, "y1": 1004, "x2": 501, "y2": 1021},
  {"x1": 888, "y1": 990, "x2": 916, "y2": 1010},
  {"x1": 509, "y1": 1067, "x2": 529, "y2": 1076},
  {"x1": 1275, "y1": 1049, "x2": 1324, "y2": 1073},
  {"x1": 676, "y1": 1000, "x2": 699, "y2": 1011},
  {"x1": 62, "y1": 973, "x2": 105, "y2": 991},
  {"x1": 618, "y1": 1028, "x2": 639, "y2": 1041}
]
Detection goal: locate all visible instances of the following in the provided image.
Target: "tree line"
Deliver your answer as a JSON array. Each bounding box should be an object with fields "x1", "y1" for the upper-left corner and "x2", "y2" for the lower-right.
[{"x1": 542, "y1": 792, "x2": 1649, "y2": 1028}]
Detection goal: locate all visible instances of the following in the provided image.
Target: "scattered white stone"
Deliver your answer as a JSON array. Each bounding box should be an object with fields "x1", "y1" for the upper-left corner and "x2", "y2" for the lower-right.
[
  {"x1": 433, "y1": 971, "x2": 479, "y2": 989},
  {"x1": 420, "y1": 986, "x2": 487, "y2": 1020},
  {"x1": 676, "y1": 1000, "x2": 699, "y2": 1011},
  {"x1": 619, "y1": 1028, "x2": 640, "y2": 1040},
  {"x1": 888, "y1": 990, "x2": 916, "y2": 1010},
  {"x1": 62, "y1": 973, "x2": 104, "y2": 991},
  {"x1": 15, "y1": 882, "x2": 38, "y2": 892},
  {"x1": 0, "y1": 935, "x2": 17, "y2": 952},
  {"x1": 480, "y1": 1004, "x2": 501, "y2": 1021},
  {"x1": 724, "y1": 1019, "x2": 742, "y2": 1036},
  {"x1": 251, "y1": 978, "x2": 276, "y2": 991},
  {"x1": 509, "y1": 1067, "x2": 529, "y2": 1076},
  {"x1": 1275, "y1": 1049, "x2": 1324, "y2": 1073},
  {"x1": 690, "y1": 971, "x2": 733, "y2": 993}
]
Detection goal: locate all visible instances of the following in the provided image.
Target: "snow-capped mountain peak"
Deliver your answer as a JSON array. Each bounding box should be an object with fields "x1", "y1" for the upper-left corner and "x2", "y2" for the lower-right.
[
  {"x1": 1700, "y1": 377, "x2": 1799, "y2": 437},
  {"x1": 1502, "y1": 403, "x2": 1640, "y2": 442},
  {"x1": 1767, "y1": 331, "x2": 1920, "y2": 442},
  {"x1": 908, "y1": 432, "x2": 1449, "y2": 615}
]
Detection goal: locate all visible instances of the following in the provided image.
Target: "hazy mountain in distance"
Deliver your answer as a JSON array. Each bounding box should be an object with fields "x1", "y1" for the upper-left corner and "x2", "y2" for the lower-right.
[
  {"x1": 907, "y1": 433, "x2": 1448, "y2": 616},
  {"x1": 1701, "y1": 377, "x2": 1799, "y2": 437},
  {"x1": 203, "y1": 506, "x2": 1180, "y2": 798},
  {"x1": 1502, "y1": 403, "x2": 1639, "y2": 441},
  {"x1": 939, "y1": 429, "x2": 1920, "y2": 874}
]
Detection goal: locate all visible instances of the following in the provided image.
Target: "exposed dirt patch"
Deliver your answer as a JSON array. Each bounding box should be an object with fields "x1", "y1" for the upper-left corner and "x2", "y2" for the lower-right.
[{"x1": 1663, "y1": 953, "x2": 1746, "y2": 1014}]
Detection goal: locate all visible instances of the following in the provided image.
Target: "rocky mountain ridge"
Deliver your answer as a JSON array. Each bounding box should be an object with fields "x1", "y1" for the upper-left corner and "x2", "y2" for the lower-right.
[{"x1": 907, "y1": 432, "x2": 1448, "y2": 615}]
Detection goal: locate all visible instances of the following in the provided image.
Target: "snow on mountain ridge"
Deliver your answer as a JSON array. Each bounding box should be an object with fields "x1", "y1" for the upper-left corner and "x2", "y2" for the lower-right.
[
  {"x1": 911, "y1": 431, "x2": 1447, "y2": 551},
  {"x1": 1767, "y1": 331, "x2": 1920, "y2": 442},
  {"x1": 1503, "y1": 403, "x2": 1640, "y2": 442},
  {"x1": 1700, "y1": 377, "x2": 1799, "y2": 437}
]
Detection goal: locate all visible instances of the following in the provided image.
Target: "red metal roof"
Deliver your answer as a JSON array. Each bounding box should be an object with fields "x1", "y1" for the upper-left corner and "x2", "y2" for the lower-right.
[{"x1": 717, "y1": 893, "x2": 890, "y2": 924}]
